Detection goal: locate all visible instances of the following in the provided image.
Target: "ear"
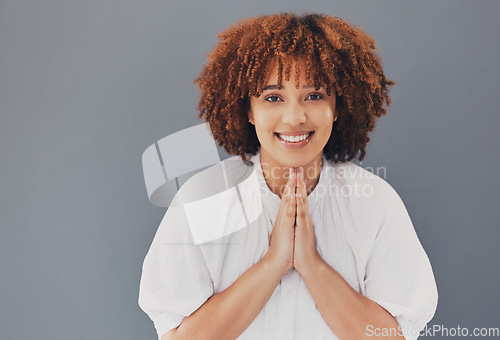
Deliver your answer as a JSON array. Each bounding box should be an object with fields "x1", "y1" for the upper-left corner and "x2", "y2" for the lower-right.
[{"x1": 248, "y1": 109, "x2": 255, "y2": 125}]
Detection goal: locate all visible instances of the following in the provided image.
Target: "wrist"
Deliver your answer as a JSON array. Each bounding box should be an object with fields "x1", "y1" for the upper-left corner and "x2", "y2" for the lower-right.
[
  {"x1": 262, "y1": 251, "x2": 290, "y2": 277},
  {"x1": 295, "y1": 251, "x2": 324, "y2": 279}
]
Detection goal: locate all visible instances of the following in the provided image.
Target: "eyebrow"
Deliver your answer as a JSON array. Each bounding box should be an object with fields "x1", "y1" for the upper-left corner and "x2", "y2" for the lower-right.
[{"x1": 262, "y1": 84, "x2": 316, "y2": 91}]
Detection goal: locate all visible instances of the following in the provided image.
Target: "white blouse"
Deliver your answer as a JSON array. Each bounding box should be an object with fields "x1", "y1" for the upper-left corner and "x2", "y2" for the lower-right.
[{"x1": 138, "y1": 151, "x2": 438, "y2": 340}]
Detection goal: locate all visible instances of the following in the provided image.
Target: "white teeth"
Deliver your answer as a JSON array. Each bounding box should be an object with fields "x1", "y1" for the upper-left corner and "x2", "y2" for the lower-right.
[{"x1": 278, "y1": 133, "x2": 310, "y2": 142}]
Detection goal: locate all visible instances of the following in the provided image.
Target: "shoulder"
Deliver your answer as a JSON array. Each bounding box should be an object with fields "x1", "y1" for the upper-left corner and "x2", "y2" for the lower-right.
[
  {"x1": 323, "y1": 160, "x2": 408, "y2": 235},
  {"x1": 168, "y1": 154, "x2": 260, "y2": 244},
  {"x1": 325, "y1": 160, "x2": 400, "y2": 203}
]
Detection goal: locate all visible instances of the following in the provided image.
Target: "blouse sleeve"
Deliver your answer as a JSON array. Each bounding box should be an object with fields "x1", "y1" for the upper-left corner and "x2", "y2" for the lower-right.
[
  {"x1": 138, "y1": 203, "x2": 215, "y2": 340},
  {"x1": 363, "y1": 187, "x2": 438, "y2": 340}
]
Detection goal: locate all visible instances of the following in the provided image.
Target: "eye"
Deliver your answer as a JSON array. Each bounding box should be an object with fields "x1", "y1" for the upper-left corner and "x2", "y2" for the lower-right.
[
  {"x1": 306, "y1": 93, "x2": 323, "y2": 101},
  {"x1": 264, "y1": 95, "x2": 282, "y2": 102}
]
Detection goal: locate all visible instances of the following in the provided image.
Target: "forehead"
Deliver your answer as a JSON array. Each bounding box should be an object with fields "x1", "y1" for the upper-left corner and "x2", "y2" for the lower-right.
[
  {"x1": 264, "y1": 58, "x2": 310, "y2": 85},
  {"x1": 253, "y1": 56, "x2": 336, "y2": 97}
]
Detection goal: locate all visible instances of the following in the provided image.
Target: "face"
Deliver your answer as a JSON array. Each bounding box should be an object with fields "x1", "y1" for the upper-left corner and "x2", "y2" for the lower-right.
[{"x1": 248, "y1": 59, "x2": 336, "y2": 170}]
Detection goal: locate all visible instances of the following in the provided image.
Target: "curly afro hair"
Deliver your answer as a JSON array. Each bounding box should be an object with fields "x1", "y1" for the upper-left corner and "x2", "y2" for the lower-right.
[{"x1": 194, "y1": 12, "x2": 395, "y2": 163}]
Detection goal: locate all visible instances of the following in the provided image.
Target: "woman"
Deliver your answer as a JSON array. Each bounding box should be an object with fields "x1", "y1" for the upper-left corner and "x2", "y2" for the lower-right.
[{"x1": 139, "y1": 13, "x2": 438, "y2": 340}]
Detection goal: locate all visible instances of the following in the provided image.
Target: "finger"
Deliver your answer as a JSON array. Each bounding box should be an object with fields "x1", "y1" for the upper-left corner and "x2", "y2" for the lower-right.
[
  {"x1": 295, "y1": 168, "x2": 309, "y2": 226},
  {"x1": 298, "y1": 167, "x2": 308, "y2": 211},
  {"x1": 296, "y1": 189, "x2": 306, "y2": 227},
  {"x1": 286, "y1": 169, "x2": 297, "y2": 217},
  {"x1": 279, "y1": 168, "x2": 293, "y2": 207},
  {"x1": 290, "y1": 167, "x2": 298, "y2": 196},
  {"x1": 278, "y1": 168, "x2": 296, "y2": 221},
  {"x1": 287, "y1": 167, "x2": 297, "y2": 196}
]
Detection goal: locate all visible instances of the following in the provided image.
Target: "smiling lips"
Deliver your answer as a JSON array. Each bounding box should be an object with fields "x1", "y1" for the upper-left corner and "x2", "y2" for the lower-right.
[
  {"x1": 274, "y1": 131, "x2": 314, "y2": 148},
  {"x1": 275, "y1": 131, "x2": 314, "y2": 143}
]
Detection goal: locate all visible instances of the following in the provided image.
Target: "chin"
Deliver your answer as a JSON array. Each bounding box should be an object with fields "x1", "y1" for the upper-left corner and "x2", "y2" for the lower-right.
[{"x1": 277, "y1": 153, "x2": 314, "y2": 168}]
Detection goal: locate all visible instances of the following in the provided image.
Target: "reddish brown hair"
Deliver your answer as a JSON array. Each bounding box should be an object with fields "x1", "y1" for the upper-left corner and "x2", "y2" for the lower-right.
[{"x1": 195, "y1": 13, "x2": 395, "y2": 163}]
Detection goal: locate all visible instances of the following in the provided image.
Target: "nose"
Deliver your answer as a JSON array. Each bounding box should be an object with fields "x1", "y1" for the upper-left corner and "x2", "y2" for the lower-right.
[{"x1": 281, "y1": 101, "x2": 306, "y2": 126}]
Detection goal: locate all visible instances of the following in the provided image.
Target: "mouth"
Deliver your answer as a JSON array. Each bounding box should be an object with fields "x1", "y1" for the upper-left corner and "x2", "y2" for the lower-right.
[{"x1": 274, "y1": 131, "x2": 314, "y2": 149}]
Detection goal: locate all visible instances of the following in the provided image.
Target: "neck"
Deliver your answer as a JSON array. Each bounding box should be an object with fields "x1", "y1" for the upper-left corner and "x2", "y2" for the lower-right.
[{"x1": 259, "y1": 151, "x2": 323, "y2": 199}]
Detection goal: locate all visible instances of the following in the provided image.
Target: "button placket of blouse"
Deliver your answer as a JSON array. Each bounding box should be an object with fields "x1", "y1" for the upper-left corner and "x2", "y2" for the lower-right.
[{"x1": 279, "y1": 269, "x2": 298, "y2": 340}]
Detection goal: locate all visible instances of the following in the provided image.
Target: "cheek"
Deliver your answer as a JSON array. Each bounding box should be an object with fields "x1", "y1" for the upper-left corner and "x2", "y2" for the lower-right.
[
  {"x1": 316, "y1": 111, "x2": 334, "y2": 138},
  {"x1": 314, "y1": 110, "x2": 334, "y2": 127},
  {"x1": 324, "y1": 106, "x2": 335, "y2": 120},
  {"x1": 254, "y1": 113, "x2": 276, "y2": 132}
]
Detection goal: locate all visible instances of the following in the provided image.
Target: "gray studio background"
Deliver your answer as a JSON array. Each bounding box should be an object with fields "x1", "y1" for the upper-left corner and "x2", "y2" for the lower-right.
[{"x1": 1, "y1": 1, "x2": 499, "y2": 339}]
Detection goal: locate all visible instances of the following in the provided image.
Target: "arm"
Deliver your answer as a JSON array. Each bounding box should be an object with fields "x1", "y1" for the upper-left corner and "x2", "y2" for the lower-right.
[
  {"x1": 164, "y1": 168, "x2": 298, "y2": 340},
  {"x1": 293, "y1": 167, "x2": 404, "y2": 339},
  {"x1": 163, "y1": 253, "x2": 287, "y2": 340},
  {"x1": 298, "y1": 258, "x2": 404, "y2": 340}
]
